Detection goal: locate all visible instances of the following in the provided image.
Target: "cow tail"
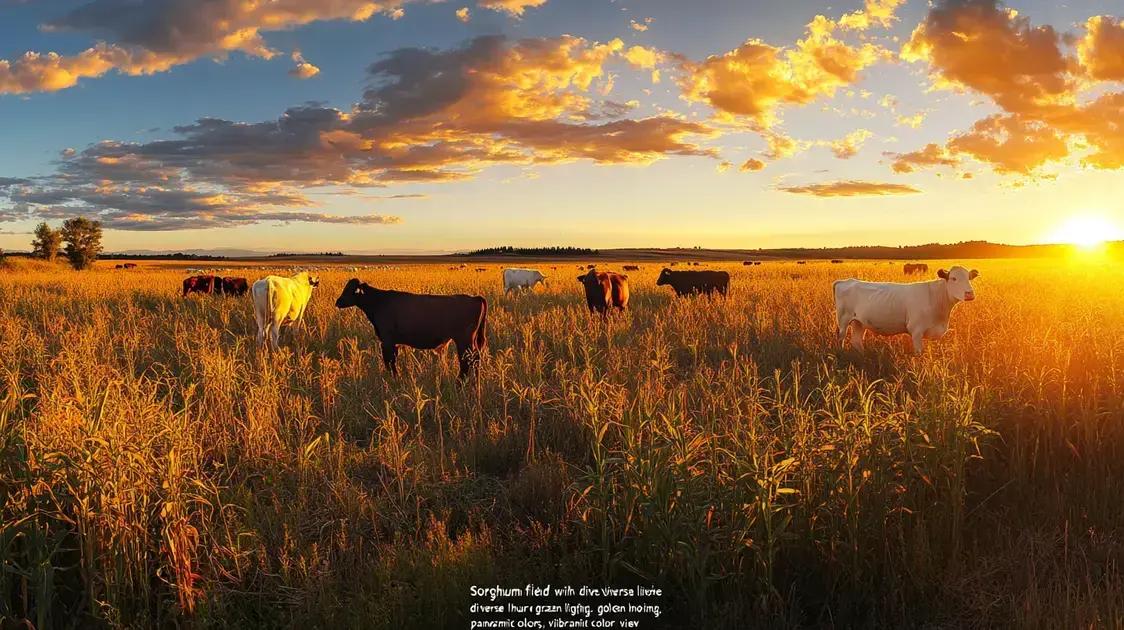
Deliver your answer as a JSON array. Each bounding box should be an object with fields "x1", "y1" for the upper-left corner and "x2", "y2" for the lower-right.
[{"x1": 476, "y1": 297, "x2": 488, "y2": 351}]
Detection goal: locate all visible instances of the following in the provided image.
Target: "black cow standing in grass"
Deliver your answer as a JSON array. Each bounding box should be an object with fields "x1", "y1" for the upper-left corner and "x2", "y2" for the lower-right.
[
  {"x1": 656, "y1": 268, "x2": 730, "y2": 297},
  {"x1": 335, "y1": 278, "x2": 488, "y2": 378}
]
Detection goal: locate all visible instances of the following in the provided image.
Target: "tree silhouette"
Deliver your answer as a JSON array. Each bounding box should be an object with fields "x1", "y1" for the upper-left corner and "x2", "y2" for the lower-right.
[
  {"x1": 31, "y1": 222, "x2": 63, "y2": 261},
  {"x1": 60, "y1": 217, "x2": 103, "y2": 270}
]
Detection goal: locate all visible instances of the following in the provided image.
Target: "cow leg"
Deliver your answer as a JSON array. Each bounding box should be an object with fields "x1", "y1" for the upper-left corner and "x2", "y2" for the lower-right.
[
  {"x1": 381, "y1": 343, "x2": 398, "y2": 375},
  {"x1": 455, "y1": 339, "x2": 477, "y2": 379},
  {"x1": 849, "y1": 322, "x2": 866, "y2": 351},
  {"x1": 910, "y1": 329, "x2": 925, "y2": 354}
]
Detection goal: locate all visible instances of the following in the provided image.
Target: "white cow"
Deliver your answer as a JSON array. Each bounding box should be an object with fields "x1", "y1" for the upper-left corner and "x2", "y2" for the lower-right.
[
  {"x1": 833, "y1": 265, "x2": 978, "y2": 353},
  {"x1": 503, "y1": 268, "x2": 547, "y2": 293},
  {"x1": 252, "y1": 271, "x2": 321, "y2": 350}
]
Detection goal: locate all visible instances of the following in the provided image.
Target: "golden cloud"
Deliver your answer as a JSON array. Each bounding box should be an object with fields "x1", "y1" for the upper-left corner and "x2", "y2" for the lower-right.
[
  {"x1": 478, "y1": 0, "x2": 548, "y2": 17},
  {"x1": 674, "y1": 10, "x2": 891, "y2": 127},
  {"x1": 2, "y1": 35, "x2": 716, "y2": 230},
  {"x1": 897, "y1": 1, "x2": 1124, "y2": 175},
  {"x1": 0, "y1": 0, "x2": 426, "y2": 94},
  {"x1": 828, "y1": 128, "x2": 873, "y2": 159},
  {"x1": 740, "y1": 158, "x2": 766, "y2": 172},
  {"x1": 289, "y1": 51, "x2": 321, "y2": 79},
  {"x1": 887, "y1": 143, "x2": 959, "y2": 173},
  {"x1": 1078, "y1": 16, "x2": 1124, "y2": 81},
  {"x1": 779, "y1": 180, "x2": 921, "y2": 196}
]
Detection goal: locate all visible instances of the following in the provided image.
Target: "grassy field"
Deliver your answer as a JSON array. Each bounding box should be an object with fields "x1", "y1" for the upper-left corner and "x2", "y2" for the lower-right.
[{"x1": 1, "y1": 256, "x2": 1122, "y2": 628}]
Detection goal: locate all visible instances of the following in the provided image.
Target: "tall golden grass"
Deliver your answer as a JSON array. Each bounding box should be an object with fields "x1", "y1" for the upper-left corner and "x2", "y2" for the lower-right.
[{"x1": 1, "y1": 257, "x2": 1122, "y2": 628}]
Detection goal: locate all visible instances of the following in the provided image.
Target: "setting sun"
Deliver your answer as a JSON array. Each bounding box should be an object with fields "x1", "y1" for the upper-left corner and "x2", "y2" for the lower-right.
[{"x1": 1049, "y1": 215, "x2": 1123, "y2": 249}]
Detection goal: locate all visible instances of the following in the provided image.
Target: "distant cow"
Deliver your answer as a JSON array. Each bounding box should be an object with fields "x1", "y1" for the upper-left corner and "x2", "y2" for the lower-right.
[
  {"x1": 833, "y1": 266, "x2": 979, "y2": 354},
  {"x1": 742, "y1": 260, "x2": 755, "y2": 266},
  {"x1": 476, "y1": 267, "x2": 487, "y2": 272},
  {"x1": 656, "y1": 268, "x2": 729, "y2": 297},
  {"x1": 183, "y1": 275, "x2": 220, "y2": 296},
  {"x1": 221, "y1": 277, "x2": 249, "y2": 296},
  {"x1": 755, "y1": 262, "x2": 762, "y2": 266},
  {"x1": 503, "y1": 268, "x2": 547, "y2": 293},
  {"x1": 903, "y1": 263, "x2": 930, "y2": 275},
  {"x1": 577, "y1": 269, "x2": 629, "y2": 317},
  {"x1": 252, "y1": 272, "x2": 320, "y2": 350},
  {"x1": 831, "y1": 259, "x2": 844, "y2": 264},
  {"x1": 797, "y1": 261, "x2": 807, "y2": 265},
  {"x1": 623, "y1": 265, "x2": 640, "y2": 271},
  {"x1": 335, "y1": 278, "x2": 487, "y2": 378}
]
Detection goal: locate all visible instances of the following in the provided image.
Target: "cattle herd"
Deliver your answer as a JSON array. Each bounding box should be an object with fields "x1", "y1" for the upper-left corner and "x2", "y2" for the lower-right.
[{"x1": 176, "y1": 261, "x2": 980, "y2": 379}]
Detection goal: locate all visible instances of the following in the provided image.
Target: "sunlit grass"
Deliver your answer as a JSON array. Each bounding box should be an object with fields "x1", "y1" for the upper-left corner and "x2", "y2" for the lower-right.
[{"x1": 0, "y1": 257, "x2": 1122, "y2": 628}]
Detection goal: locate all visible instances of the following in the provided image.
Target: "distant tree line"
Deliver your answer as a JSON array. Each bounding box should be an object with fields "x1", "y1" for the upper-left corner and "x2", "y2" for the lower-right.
[
  {"x1": 466, "y1": 246, "x2": 599, "y2": 257},
  {"x1": 269, "y1": 251, "x2": 346, "y2": 257},
  {"x1": 100, "y1": 252, "x2": 230, "y2": 261}
]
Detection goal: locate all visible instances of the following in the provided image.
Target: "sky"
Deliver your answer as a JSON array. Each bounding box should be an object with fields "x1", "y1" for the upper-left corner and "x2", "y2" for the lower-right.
[{"x1": 0, "y1": 0, "x2": 1122, "y2": 254}]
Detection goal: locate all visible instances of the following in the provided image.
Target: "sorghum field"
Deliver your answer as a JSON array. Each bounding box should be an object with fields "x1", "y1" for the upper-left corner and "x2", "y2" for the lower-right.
[{"x1": 1, "y1": 257, "x2": 1122, "y2": 628}]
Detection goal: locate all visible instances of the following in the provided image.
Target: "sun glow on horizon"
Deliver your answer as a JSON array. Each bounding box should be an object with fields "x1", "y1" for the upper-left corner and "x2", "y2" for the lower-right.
[{"x1": 1049, "y1": 215, "x2": 1123, "y2": 250}]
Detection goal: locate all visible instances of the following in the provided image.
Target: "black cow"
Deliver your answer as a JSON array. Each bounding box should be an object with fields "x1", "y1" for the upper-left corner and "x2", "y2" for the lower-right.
[
  {"x1": 335, "y1": 279, "x2": 488, "y2": 378},
  {"x1": 656, "y1": 268, "x2": 729, "y2": 297}
]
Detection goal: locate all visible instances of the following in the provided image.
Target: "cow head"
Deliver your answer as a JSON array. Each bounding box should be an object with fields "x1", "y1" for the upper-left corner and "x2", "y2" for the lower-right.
[
  {"x1": 335, "y1": 278, "x2": 367, "y2": 308},
  {"x1": 308, "y1": 274, "x2": 320, "y2": 288},
  {"x1": 576, "y1": 269, "x2": 596, "y2": 285},
  {"x1": 656, "y1": 268, "x2": 673, "y2": 286},
  {"x1": 937, "y1": 266, "x2": 979, "y2": 302}
]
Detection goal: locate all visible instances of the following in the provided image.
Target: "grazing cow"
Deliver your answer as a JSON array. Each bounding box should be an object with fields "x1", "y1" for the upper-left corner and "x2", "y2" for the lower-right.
[
  {"x1": 797, "y1": 261, "x2": 807, "y2": 265},
  {"x1": 335, "y1": 279, "x2": 487, "y2": 378},
  {"x1": 831, "y1": 259, "x2": 844, "y2": 264},
  {"x1": 577, "y1": 269, "x2": 629, "y2": 317},
  {"x1": 742, "y1": 260, "x2": 754, "y2": 266},
  {"x1": 252, "y1": 272, "x2": 320, "y2": 350},
  {"x1": 221, "y1": 277, "x2": 249, "y2": 296},
  {"x1": 476, "y1": 267, "x2": 487, "y2": 272},
  {"x1": 833, "y1": 266, "x2": 979, "y2": 354},
  {"x1": 755, "y1": 262, "x2": 762, "y2": 266},
  {"x1": 623, "y1": 265, "x2": 640, "y2": 271},
  {"x1": 503, "y1": 268, "x2": 547, "y2": 293},
  {"x1": 669, "y1": 262, "x2": 678, "y2": 267},
  {"x1": 115, "y1": 264, "x2": 124, "y2": 269},
  {"x1": 903, "y1": 263, "x2": 930, "y2": 275},
  {"x1": 656, "y1": 268, "x2": 729, "y2": 297},
  {"x1": 183, "y1": 275, "x2": 220, "y2": 296}
]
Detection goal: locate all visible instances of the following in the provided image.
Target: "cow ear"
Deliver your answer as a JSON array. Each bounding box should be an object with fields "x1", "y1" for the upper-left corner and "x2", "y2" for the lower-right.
[
  {"x1": 576, "y1": 276, "x2": 583, "y2": 282},
  {"x1": 937, "y1": 268, "x2": 949, "y2": 280},
  {"x1": 621, "y1": 274, "x2": 628, "y2": 279},
  {"x1": 969, "y1": 269, "x2": 979, "y2": 280}
]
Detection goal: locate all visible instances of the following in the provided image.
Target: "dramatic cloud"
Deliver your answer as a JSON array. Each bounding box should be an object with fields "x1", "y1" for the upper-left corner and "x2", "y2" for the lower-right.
[
  {"x1": 779, "y1": 180, "x2": 921, "y2": 196},
  {"x1": 1, "y1": 35, "x2": 715, "y2": 230},
  {"x1": 898, "y1": 1, "x2": 1124, "y2": 176},
  {"x1": 901, "y1": 0, "x2": 1074, "y2": 115},
  {"x1": 0, "y1": 0, "x2": 456, "y2": 94}
]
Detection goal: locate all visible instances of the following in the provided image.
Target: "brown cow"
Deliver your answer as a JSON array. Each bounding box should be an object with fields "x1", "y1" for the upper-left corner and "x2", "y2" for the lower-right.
[
  {"x1": 623, "y1": 265, "x2": 640, "y2": 271},
  {"x1": 183, "y1": 275, "x2": 220, "y2": 296},
  {"x1": 577, "y1": 269, "x2": 629, "y2": 317},
  {"x1": 903, "y1": 263, "x2": 930, "y2": 275},
  {"x1": 656, "y1": 268, "x2": 729, "y2": 297},
  {"x1": 335, "y1": 278, "x2": 487, "y2": 379},
  {"x1": 221, "y1": 277, "x2": 250, "y2": 296}
]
